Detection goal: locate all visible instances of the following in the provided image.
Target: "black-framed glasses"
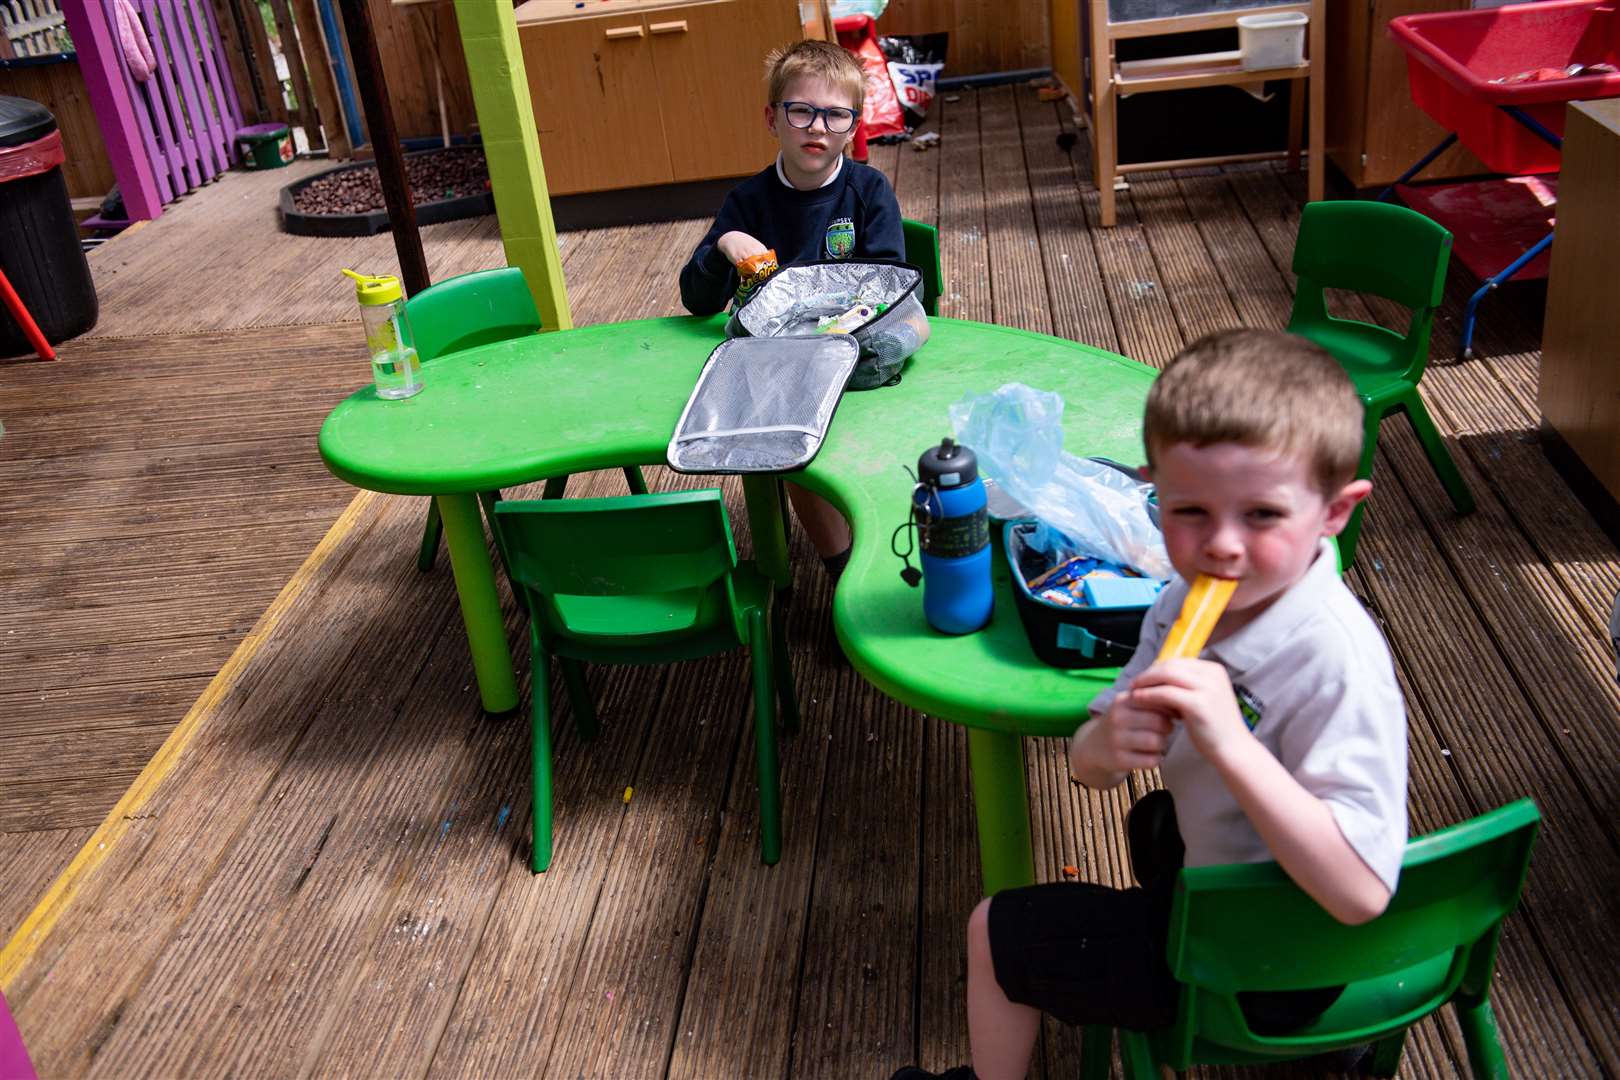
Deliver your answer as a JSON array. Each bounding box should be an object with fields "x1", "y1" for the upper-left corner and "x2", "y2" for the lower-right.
[{"x1": 777, "y1": 100, "x2": 858, "y2": 134}]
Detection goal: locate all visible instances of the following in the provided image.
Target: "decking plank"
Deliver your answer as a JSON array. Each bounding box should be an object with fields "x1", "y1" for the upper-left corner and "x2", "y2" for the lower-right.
[
  {"x1": 1061, "y1": 117, "x2": 1183, "y2": 368},
  {"x1": 937, "y1": 92, "x2": 992, "y2": 324},
  {"x1": 3, "y1": 498, "x2": 432, "y2": 1074},
  {"x1": 979, "y1": 85, "x2": 1052, "y2": 337},
  {"x1": 0, "y1": 828, "x2": 96, "y2": 944},
  {"x1": 1013, "y1": 88, "x2": 1119, "y2": 353}
]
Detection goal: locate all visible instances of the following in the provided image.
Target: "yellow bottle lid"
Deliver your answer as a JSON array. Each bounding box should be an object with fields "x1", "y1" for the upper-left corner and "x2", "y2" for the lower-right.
[{"x1": 341, "y1": 267, "x2": 403, "y2": 306}]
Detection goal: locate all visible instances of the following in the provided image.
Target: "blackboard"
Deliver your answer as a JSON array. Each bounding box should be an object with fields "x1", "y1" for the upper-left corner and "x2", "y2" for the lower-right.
[{"x1": 1107, "y1": 0, "x2": 1300, "y2": 23}]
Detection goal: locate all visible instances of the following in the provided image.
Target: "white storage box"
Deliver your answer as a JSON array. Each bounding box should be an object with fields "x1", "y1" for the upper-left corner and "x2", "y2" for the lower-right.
[{"x1": 1237, "y1": 11, "x2": 1308, "y2": 72}]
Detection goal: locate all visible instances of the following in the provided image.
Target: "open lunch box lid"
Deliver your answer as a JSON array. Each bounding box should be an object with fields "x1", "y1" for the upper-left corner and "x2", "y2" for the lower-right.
[{"x1": 666, "y1": 334, "x2": 860, "y2": 474}]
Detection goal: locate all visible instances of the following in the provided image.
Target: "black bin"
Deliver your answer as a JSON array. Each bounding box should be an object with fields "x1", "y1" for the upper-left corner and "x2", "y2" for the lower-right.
[{"x1": 0, "y1": 95, "x2": 97, "y2": 358}]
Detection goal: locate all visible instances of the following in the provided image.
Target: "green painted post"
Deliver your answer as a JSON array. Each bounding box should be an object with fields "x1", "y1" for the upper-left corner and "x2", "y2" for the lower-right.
[{"x1": 451, "y1": 1, "x2": 572, "y2": 330}]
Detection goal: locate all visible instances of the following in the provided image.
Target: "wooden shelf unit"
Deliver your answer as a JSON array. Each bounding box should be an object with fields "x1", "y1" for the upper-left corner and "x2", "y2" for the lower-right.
[
  {"x1": 513, "y1": 0, "x2": 802, "y2": 196},
  {"x1": 1084, "y1": 0, "x2": 1325, "y2": 226}
]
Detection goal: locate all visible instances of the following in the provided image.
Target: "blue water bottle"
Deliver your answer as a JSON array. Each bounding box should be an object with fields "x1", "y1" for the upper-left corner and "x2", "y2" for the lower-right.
[{"x1": 914, "y1": 437, "x2": 993, "y2": 634}]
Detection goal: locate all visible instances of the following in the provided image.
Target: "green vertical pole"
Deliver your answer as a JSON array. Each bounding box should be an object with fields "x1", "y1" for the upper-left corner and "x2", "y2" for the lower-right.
[
  {"x1": 451, "y1": 1, "x2": 572, "y2": 330},
  {"x1": 437, "y1": 493, "x2": 519, "y2": 714},
  {"x1": 967, "y1": 728, "x2": 1036, "y2": 896}
]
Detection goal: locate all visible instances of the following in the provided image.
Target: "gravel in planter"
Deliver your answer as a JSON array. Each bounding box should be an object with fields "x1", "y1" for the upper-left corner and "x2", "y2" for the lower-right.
[{"x1": 291, "y1": 147, "x2": 490, "y2": 216}]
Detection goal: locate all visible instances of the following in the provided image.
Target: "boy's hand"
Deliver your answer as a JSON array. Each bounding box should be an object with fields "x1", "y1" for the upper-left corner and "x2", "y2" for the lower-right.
[
  {"x1": 717, "y1": 231, "x2": 769, "y2": 267},
  {"x1": 1128, "y1": 659, "x2": 1249, "y2": 765},
  {"x1": 1091, "y1": 691, "x2": 1175, "y2": 774}
]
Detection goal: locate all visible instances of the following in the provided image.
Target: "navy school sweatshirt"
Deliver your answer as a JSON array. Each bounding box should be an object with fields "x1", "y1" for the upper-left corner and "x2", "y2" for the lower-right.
[{"x1": 679, "y1": 158, "x2": 905, "y2": 317}]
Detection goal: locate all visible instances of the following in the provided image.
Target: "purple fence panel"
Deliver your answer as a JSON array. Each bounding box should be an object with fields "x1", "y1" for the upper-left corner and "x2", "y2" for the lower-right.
[
  {"x1": 184, "y1": 0, "x2": 237, "y2": 158},
  {"x1": 96, "y1": 0, "x2": 177, "y2": 200},
  {"x1": 61, "y1": 0, "x2": 166, "y2": 215},
  {"x1": 156, "y1": 0, "x2": 219, "y2": 181},
  {"x1": 116, "y1": 0, "x2": 188, "y2": 191},
  {"x1": 197, "y1": 0, "x2": 244, "y2": 135},
  {"x1": 141, "y1": 0, "x2": 200, "y2": 189}
]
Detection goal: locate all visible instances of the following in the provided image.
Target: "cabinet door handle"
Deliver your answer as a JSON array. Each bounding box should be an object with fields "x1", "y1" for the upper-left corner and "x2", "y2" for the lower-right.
[
  {"x1": 649, "y1": 20, "x2": 688, "y2": 34},
  {"x1": 604, "y1": 25, "x2": 644, "y2": 39}
]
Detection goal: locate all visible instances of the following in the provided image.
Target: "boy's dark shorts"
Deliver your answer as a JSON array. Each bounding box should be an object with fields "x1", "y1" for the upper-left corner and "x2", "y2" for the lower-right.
[
  {"x1": 987, "y1": 876, "x2": 1178, "y2": 1030},
  {"x1": 987, "y1": 791, "x2": 1343, "y2": 1034}
]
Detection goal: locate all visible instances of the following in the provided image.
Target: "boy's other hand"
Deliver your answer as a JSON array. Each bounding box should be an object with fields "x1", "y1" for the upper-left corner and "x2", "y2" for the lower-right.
[
  {"x1": 717, "y1": 231, "x2": 769, "y2": 266},
  {"x1": 1095, "y1": 692, "x2": 1175, "y2": 773},
  {"x1": 1129, "y1": 659, "x2": 1248, "y2": 764}
]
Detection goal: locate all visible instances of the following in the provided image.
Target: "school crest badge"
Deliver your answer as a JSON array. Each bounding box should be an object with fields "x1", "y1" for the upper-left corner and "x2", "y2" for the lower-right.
[
  {"x1": 825, "y1": 217, "x2": 856, "y2": 258},
  {"x1": 1233, "y1": 684, "x2": 1265, "y2": 731}
]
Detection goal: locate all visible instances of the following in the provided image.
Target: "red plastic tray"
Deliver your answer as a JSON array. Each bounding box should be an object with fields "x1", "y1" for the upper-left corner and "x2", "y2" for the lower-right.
[
  {"x1": 1396, "y1": 175, "x2": 1557, "y2": 282},
  {"x1": 1389, "y1": 1, "x2": 1620, "y2": 174}
]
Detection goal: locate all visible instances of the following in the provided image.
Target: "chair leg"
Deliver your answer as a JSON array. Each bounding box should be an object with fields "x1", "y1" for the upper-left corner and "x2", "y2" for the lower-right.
[
  {"x1": 1338, "y1": 409, "x2": 1384, "y2": 571},
  {"x1": 771, "y1": 593, "x2": 799, "y2": 736},
  {"x1": 623, "y1": 466, "x2": 649, "y2": 495},
  {"x1": 1117, "y1": 1028, "x2": 1157, "y2": 1079},
  {"x1": 559, "y1": 657, "x2": 598, "y2": 740},
  {"x1": 1455, "y1": 997, "x2": 1510, "y2": 1080},
  {"x1": 416, "y1": 498, "x2": 443, "y2": 573},
  {"x1": 750, "y1": 608, "x2": 783, "y2": 865},
  {"x1": 530, "y1": 641, "x2": 556, "y2": 873},
  {"x1": 1403, "y1": 394, "x2": 1476, "y2": 516},
  {"x1": 542, "y1": 475, "x2": 569, "y2": 500},
  {"x1": 1080, "y1": 1026, "x2": 1113, "y2": 1080},
  {"x1": 1367, "y1": 1028, "x2": 1408, "y2": 1077}
]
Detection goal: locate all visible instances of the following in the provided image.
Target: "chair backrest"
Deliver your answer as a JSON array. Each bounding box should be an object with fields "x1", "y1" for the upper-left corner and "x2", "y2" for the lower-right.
[
  {"x1": 494, "y1": 489, "x2": 738, "y2": 603},
  {"x1": 404, "y1": 267, "x2": 541, "y2": 363},
  {"x1": 1291, "y1": 201, "x2": 1452, "y2": 311},
  {"x1": 902, "y1": 218, "x2": 941, "y2": 317},
  {"x1": 1159, "y1": 799, "x2": 1539, "y2": 1062}
]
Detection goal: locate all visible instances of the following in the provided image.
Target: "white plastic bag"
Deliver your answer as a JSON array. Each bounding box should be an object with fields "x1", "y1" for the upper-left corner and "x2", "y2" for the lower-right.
[{"x1": 949, "y1": 382, "x2": 1172, "y2": 579}]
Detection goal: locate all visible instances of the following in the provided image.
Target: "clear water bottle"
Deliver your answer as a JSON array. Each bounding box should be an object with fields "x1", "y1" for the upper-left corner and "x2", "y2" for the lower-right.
[
  {"x1": 914, "y1": 437, "x2": 993, "y2": 634},
  {"x1": 342, "y1": 268, "x2": 421, "y2": 399}
]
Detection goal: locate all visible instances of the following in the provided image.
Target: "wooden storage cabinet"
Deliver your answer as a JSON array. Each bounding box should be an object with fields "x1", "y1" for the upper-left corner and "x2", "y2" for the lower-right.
[
  {"x1": 515, "y1": 0, "x2": 801, "y2": 196},
  {"x1": 1327, "y1": 0, "x2": 1490, "y2": 189}
]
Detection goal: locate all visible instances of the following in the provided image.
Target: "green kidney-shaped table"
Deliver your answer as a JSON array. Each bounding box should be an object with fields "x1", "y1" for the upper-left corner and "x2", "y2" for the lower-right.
[{"x1": 319, "y1": 315, "x2": 1157, "y2": 894}]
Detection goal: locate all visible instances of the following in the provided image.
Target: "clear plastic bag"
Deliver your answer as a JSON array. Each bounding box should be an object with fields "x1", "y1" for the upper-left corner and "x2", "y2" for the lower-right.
[{"x1": 949, "y1": 382, "x2": 1172, "y2": 579}]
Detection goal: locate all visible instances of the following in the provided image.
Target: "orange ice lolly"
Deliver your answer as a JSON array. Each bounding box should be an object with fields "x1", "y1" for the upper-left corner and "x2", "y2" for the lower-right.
[{"x1": 1156, "y1": 575, "x2": 1237, "y2": 661}]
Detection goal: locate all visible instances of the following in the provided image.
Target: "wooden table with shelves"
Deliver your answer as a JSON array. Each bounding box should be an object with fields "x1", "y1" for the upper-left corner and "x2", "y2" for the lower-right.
[
  {"x1": 513, "y1": 0, "x2": 804, "y2": 196},
  {"x1": 1083, "y1": 0, "x2": 1325, "y2": 227}
]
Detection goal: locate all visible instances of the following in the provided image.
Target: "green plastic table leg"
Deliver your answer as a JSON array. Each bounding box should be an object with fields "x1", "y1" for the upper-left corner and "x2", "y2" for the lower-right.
[
  {"x1": 966, "y1": 727, "x2": 1036, "y2": 896},
  {"x1": 436, "y1": 493, "x2": 519, "y2": 714},
  {"x1": 741, "y1": 475, "x2": 792, "y2": 589}
]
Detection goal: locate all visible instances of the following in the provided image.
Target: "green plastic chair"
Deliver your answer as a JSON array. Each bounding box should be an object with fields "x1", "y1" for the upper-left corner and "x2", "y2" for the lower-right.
[
  {"x1": 903, "y1": 218, "x2": 941, "y2": 317},
  {"x1": 1082, "y1": 799, "x2": 1540, "y2": 1079},
  {"x1": 408, "y1": 267, "x2": 648, "y2": 573},
  {"x1": 1286, "y1": 200, "x2": 1474, "y2": 570},
  {"x1": 492, "y1": 489, "x2": 798, "y2": 872}
]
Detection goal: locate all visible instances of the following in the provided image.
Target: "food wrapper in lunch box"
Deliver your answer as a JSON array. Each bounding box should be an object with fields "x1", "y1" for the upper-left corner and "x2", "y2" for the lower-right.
[
  {"x1": 667, "y1": 335, "x2": 861, "y2": 473},
  {"x1": 725, "y1": 261, "x2": 930, "y2": 389}
]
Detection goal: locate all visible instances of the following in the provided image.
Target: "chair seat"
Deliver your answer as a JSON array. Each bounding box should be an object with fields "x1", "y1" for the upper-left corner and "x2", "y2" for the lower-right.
[
  {"x1": 553, "y1": 586, "x2": 718, "y2": 641},
  {"x1": 1290, "y1": 318, "x2": 1411, "y2": 392},
  {"x1": 548, "y1": 559, "x2": 774, "y2": 655}
]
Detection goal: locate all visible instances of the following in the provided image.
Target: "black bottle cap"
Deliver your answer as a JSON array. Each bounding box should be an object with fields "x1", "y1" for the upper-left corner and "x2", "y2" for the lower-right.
[{"x1": 918, "y1": 437, "x2": 978, "y2": 488}]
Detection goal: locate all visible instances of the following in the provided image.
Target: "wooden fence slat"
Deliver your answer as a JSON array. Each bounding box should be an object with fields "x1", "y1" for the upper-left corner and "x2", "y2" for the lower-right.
[
  {"x1": 267, "y1": 0, "x2": 319, "y2": 149},
  {"x1": 195, "y1": 0, "x2": 244, "y2": 133}
]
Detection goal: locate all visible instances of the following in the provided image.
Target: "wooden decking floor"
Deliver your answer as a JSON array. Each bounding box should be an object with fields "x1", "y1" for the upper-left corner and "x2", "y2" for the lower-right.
[{"x1": 2, "y1": 84, "x2": 1617, "y2": 1078}]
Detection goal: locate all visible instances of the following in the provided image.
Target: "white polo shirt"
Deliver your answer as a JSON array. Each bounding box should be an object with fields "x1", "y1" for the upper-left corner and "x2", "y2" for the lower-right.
[{"x1": 1089, "y1": 540, "x2": 1408, "y2": 892}]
